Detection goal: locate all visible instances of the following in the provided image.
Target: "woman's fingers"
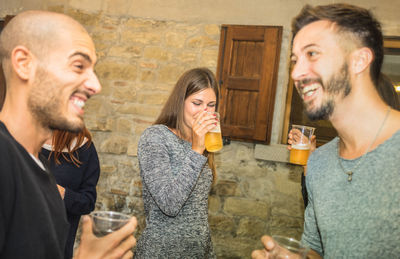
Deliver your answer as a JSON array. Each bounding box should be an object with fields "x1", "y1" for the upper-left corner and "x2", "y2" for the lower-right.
[
  {"x1": 191, "y1": 111, "x2": 218, "y2": 154},
  {"x1": 121, "y1": 251, "x2": 134, "y2": 259},
  {"x1": 193, "y1": 111, "x2": 217, "y2": 133}
]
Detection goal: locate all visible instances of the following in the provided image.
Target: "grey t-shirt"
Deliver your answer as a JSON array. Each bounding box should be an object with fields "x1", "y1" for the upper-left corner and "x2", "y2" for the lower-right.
[{"x1": 302, "y1": 130, "x2": 400, "y2": 258}]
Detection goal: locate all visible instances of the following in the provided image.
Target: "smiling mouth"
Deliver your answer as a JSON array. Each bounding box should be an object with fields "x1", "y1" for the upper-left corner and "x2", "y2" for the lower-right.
[
  {"x1": 72, "y1": 98, "x2": 85, "y2": 109},
  {"x1": 70, "y1": 90, "x2": 91, "y2": 111},
  {"x1": 70, "y1": 94, "x2": 89, "y2": 115},
  {"x1": 295, "y1": 78, "x2": 322, "y2": 101},
  {"x1": 302, "y1": 83, "x2": 319, "y2": 98}
]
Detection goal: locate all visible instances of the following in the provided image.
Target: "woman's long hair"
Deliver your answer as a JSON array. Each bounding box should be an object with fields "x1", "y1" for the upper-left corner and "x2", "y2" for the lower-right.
[
  {"x1": 49, "y1": 127, "x2": 92, "y2": 167},
  {"x1": 154, "y1": 67, "x2": 219, "y2": 181}
]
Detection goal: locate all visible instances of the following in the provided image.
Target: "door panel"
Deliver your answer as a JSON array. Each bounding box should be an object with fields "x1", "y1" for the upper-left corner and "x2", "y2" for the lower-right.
[{"x1": 217, "y1": 25, "x2": 282, "y2": 143}]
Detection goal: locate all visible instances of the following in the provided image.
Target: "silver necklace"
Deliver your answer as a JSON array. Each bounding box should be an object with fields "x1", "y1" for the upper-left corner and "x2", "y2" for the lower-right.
[{"x1": 337, "y1": 107, "x2": 391, "y2": 182}]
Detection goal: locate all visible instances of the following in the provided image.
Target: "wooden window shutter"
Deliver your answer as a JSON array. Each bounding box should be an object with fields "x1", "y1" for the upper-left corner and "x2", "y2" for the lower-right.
[{"x1": 216, "y1": 25, "x2": 282, "y2": 144}]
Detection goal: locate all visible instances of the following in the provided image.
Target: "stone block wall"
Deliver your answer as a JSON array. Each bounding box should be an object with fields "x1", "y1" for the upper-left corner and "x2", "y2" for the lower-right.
[
  {"x1": 209, "y1": 143, "x2": 304, "y2": 258},
  {"x1": 48, "y1": 6, "x2": 305, "y2": 258}
]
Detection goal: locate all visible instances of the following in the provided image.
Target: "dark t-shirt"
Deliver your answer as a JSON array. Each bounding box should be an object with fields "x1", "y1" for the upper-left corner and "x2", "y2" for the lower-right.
[{"x1": 0, "y1": 122, "x2": 69, "y2": 259}]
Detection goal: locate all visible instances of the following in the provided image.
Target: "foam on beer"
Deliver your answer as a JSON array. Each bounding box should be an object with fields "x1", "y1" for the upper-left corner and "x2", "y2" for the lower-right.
[{"x1": 291, "y1": 143, "x2": 310, "y2": 150}]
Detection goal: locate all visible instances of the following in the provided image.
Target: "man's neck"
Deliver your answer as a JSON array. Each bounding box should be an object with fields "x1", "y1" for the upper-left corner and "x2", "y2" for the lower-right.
[
  {"x1": 330, "y1": 90, "x2": 398, "y2": 159},
  {"x1": 0, "y1": 105, "x2": 51, "y2": 158}
]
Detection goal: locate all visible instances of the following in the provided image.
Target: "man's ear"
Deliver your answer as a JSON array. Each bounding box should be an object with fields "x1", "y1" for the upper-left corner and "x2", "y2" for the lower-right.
[
  {"x1": 350, "y1": 47, "x2": 373, "y2": 75},
  {"x1": 11, "y1": 46, "x2": 34, "y2": 81}
]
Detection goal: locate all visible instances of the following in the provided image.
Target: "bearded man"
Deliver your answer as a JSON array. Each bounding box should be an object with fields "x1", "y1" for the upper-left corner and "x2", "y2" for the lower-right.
[
  {"x1": 253, "y1": 3, "x2": 400, "y2": 258},
  {"x1": 0, "y1": 10, "x2": 137, "y2": 259}
]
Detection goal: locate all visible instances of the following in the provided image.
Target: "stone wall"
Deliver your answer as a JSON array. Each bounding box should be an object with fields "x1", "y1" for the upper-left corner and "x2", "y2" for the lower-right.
[
  {"x1": 2, "y1": 1, "x2": 400, "y2": 257},
  {"x1": 208, "y1": 143, "x2": 304, "y2": 258},
  {"x1": 39, "y1": 7, "x2": 306, "y2": 258}
]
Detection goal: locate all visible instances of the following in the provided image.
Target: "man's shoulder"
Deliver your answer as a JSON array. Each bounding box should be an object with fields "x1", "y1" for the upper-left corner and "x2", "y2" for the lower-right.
[
  {"x1": 306, "y1": 138, "x2": 339, "y2": 181},
  {"x1": 0, "y1": 126, "x2": 21, "y2": 183},
  {"x1": 385, "y1": 128, "x2": 400, "y2": 145},
  {"x1": 0, "y1": 124, "x2": 17, "y2": 152},
  {"x1": 0, "y1": 123, "x2": 29, "y2": 169},
  {"x1": 310, "y1": 137, "x2": 339, "y2": 159}
]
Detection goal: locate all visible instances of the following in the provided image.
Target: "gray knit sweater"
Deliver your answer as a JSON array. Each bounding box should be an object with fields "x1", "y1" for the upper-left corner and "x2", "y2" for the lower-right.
[
  {"x1": 135, "y1": 125, "x2": 216, "y2": 259},
  {"x1": 303, "y1": 130, "x2": 400, "y2": 258}
]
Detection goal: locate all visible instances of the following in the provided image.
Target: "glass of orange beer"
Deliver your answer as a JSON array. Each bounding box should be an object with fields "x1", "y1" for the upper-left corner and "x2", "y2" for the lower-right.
[
  {"x1": 289, "y1": 125, "x2": 315, "y2": 165},
  {"x1": 205, "y1": 112, "x2": 223, "y2": 152}
]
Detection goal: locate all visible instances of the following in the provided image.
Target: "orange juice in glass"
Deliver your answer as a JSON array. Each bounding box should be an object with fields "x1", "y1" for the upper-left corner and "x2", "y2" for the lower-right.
[
  {"x1": 289, "y1": 125, "x2": 315, "y2": 165},
  {"x1": 205, "y1": 112, "x2": 223, "y2": 152}
]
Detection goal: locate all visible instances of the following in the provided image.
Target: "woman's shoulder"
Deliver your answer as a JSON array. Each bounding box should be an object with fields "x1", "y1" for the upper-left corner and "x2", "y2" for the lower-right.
[
  {"x1": 142, "y1": 124, "x2": 169, "y2": 137},
  {"x1": 139, "y1": 124, "x2": 176, "y2": 143}
]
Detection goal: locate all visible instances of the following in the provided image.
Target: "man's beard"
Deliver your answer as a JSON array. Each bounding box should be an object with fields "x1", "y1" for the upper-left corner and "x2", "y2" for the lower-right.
[
  {"x1": 300, "y1": 63, "x2": 351, "y2": 121},
  {"x1": 27, "y1": 66, "x2": 84, "y2": 133}
]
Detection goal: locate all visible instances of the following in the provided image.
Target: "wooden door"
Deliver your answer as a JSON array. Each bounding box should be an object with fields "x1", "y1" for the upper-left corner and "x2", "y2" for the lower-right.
[{"x1": 217, "y1": 25, "x2": 282, "y2": 144}]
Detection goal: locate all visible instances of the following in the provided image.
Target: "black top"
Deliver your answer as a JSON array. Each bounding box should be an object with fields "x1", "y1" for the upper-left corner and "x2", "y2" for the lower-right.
[
  {"x1": 41, "y1": 142, "x2": 100, "y2": 259},
  {"x1": 301, "y1": 172, "x2": 308, "y2": 208},
  {"x1": 0, "y1": 121, "x2": 69, "y2": 259}
]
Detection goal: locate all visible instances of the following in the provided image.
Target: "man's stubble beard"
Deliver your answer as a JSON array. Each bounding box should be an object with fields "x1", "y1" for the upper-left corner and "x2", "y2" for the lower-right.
[
  {"x1": 27, "y1": 66, "x2": 84, "y2": 133},
  {"x1": 303, "y1": 63, "x2": 351, "y2": 121}
]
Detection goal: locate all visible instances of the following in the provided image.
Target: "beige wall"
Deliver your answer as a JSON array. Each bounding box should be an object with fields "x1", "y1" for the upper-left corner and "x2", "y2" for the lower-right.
[
  {"x1": 2, "y1": 0, "x2": 399, "y2": 28},
  {"x1": 2, "y1": 0, "x2": 399, "y2": 143}
]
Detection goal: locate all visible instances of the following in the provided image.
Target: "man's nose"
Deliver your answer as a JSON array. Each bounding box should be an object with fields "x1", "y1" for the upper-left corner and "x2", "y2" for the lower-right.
[
  {"x1": 291, "y1": 58, "x2": 309, "y2": 81},
  {"x1": 84, "y1": 70, "x2": 101, "y2": 95}
]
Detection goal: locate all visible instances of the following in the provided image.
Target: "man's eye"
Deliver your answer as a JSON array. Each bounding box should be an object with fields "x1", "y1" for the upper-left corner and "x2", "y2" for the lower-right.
[{"x1": 73, "y1": 62, "x2": 85, "y2": 71}]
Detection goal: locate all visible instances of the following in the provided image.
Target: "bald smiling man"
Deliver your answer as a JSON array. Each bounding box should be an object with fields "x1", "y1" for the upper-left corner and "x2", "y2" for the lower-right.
[{"x1": 0, "y1": 11, "x2": 137, "y2": 259}]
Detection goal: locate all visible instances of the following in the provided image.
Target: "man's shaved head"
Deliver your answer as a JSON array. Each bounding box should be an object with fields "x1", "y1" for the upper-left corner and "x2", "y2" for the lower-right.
[
  {"x1": 0, "y1": 10, "x2": 100, "y2": 133},
  {"x1": 0, "y1": 10, "x2": 89, "y2": 64}
]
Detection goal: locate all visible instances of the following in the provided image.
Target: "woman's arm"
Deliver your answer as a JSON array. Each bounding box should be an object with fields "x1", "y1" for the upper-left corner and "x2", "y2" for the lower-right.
[{"x1": 138, "y1": 127, "x2": 207, "y2": 216}]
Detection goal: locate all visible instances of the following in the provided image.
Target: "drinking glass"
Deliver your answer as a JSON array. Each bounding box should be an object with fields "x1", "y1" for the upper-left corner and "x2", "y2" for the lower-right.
[
  {"x1": 91, "y1": 211, "x2": 131, "y2": 237},
  {"x1": 270, "y1": 235, "x2": 309, "y2": 259},
  {"x1": 289, "y1": 125, "x2": 315, "y2": 165},
  {"x1": 205, "y1": 112, "x2": 223, "y2": 152}
]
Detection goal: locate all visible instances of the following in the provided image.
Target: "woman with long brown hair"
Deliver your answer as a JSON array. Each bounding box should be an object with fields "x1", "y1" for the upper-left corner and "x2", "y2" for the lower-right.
[
  {"x1": 135, "y1": 67, "x2": 219, "y2": 258},
  {"x1": 41, "y1": 127, "x2": 100, "y2": 259}
]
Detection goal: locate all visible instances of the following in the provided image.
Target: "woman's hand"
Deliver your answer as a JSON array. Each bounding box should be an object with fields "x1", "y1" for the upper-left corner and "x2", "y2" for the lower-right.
[{"x1": 191, "y1": 110, "x2": 218, "y2": 154}]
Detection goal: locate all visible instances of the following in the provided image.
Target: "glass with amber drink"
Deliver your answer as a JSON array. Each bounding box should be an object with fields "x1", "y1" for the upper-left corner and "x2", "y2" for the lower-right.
[
  {"x1": 204, "y1": 112, "x2": 223, "y2": 152},
  {"x1": 289, "y1": 125, "x2": 315, "y2": 165}
]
